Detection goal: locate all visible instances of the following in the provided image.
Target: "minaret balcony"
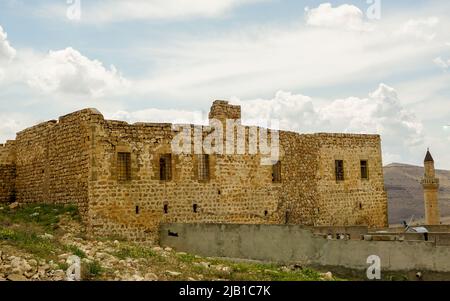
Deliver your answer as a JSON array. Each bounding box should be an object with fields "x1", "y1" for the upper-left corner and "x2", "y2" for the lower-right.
[{"x1": 421, "y1": 178, "x2": 439, "y2": 186}]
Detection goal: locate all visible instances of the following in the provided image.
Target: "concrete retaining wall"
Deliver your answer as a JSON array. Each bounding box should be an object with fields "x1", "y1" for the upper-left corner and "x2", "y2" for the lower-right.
[{"x1": 160, "y1": 223, "x2": 450, "y2": 277}]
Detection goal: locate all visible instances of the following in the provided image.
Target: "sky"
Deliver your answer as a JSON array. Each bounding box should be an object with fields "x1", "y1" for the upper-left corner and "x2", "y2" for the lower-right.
[{"x1": 0, "y1": 0, "x2": 449, "y2": 168}]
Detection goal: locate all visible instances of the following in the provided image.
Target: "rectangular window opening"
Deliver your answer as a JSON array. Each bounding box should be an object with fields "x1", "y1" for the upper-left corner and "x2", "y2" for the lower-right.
[
  {"x1": 335, "y1": 160, "x2": 344, "y2": 182},
  {"x1": 159, "y1": 154, "x2": 172, "y2": 181},
  {"x1": 272, "y1": 161, "x2": 282, "y2": 183},
  {"x1": 198, "y1": 154, "x2": 210, "y2": 181},
  {"x1": 360, "y1": 160, "x2": 369, "y2": 180},
  {"x1": 117, "y1": 152, "x2": 131, "y2": 181}
]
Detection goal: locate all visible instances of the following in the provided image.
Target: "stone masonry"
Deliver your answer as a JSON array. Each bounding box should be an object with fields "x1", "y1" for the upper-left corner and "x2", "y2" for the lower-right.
[
  {"x1": 0, "y1": 140, "x2": 16, "y2": 203},
  {"x1": 0, "y1": 101, "x2": 388, "y2": 241}
]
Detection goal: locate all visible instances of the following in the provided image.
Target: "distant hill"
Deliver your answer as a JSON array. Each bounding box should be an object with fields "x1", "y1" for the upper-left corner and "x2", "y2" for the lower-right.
[{"x1": 384, "y1": 163, "x2": 450, "y2": 224}]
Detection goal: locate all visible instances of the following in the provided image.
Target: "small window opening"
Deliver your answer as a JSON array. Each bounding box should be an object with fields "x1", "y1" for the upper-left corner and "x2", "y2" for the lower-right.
[
  {"x1": 360, "y1": 160, "x2": 369, "y2": 179},
  {"x1": 272, "y1": 161, "x2": 282, "y2": 183},
  {"x1": 193, "y1": 204, "x2": 198, "y2": 213},
  {"x1": 335, "y1": 160, "x2": 344, "y2": 181},
  {"x1": 159, "y1": 154, "x2": 172, "y2": 181},
  {"x1": 9, "y1": 189, "x2": 16, "y2": 203},
  {"x1": 118, "y1": 152, "x2": 132, "y2": 181},
  {"x1": 197, "y1": 154, "x2": 210, "y2": 181},
  {"x1": 264, "y1": 210, "x2": 268, "y2": 217},
  {"x1": 164, "y1": 204, "x2": 169, "y2": 214},
  {"x1": 135, "y1": 206, "x2": 140, "y2": 215},
  {"x1": 168, "y1": 230, "x2": 179, "y2": 237}
]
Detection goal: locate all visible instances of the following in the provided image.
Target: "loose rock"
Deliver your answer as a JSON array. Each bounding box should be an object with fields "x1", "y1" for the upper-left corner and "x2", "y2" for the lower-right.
[
  {"x1": 7, "y1": 274, "x2": 28, "y2": 281},
  {"x1": 166, "y1": 271, "x2": 181, "y2": 276},
  {"x1": 8, "y1": 202, "x2": 19, "y2": 210}
]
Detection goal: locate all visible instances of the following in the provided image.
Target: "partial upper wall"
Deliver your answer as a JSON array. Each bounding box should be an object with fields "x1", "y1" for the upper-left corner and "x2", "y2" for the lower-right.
[
  {"x1": 0, "y1": 140, "x2": 16, "y2": 165},
  {"x1": 14, "y1": 108, "x2": 104, "y2": 216},
  {"x1": 209, "y1": 100, "x2": 242, "y2": 122},
  {"x1": 0, "y1": 140, "x2": 16, "y2": 203},
  {"x1": 315, "y1": 133, "x2": 387, "y2": 228},
  {"x1": 86, "y1": 108, "x2": 282, "y2": 241},
  {"x1": 59, "y1": 108, "x2": 103, "y2": 124},
  {"x1": 278, "y1": 132, "x2": 321, "y2": 225}
]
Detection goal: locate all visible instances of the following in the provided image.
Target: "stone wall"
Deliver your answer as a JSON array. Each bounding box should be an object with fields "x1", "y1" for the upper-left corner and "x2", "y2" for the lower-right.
[
  {"x1": 276, "y1": 133, "x2": 388, "y2": 228},
  {"x1": 0, "y1": 141, "x2": 16, "y2": 164},
  {"x1": 161, "y1": 223, "x2": 450, "y2": 279},
  {"x1": 4, "y1": 101, "x2": 388, "y2": 241},
  {"x1": 87, "y1": 121, "x2": 387, "y2": 241},
  {"x1": 87, "y1": 117, "x2": 280, "y2": 241},
  {"x1": 315, "y1": 134, "x2": 388, "y2": 228},
  {"x1": 14, "y1": 109, "x2": 101, "y2": 218},
  {"x1": 277, "y1": 132, "x2": 320, "y2": 225},
  {"x1": 0, "y1": 141, "x2": 16, "y2": 203}
]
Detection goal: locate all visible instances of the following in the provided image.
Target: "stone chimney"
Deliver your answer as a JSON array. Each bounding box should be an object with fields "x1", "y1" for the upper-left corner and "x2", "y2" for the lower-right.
[{"x1": 208, "y1": 100, "x2": 241, "y2": 124}]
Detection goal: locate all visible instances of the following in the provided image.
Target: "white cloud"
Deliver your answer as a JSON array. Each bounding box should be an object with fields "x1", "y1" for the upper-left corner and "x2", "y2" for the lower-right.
[
  {"x1": 44, "y1": 0, "x2": 266, "y2": 23},
  {"x1": 12, "y1": 47, "x2": 129, "y2": 98},
  {"x1": 0, "y1": 114, "x2": 26, "y2": 143},
  {"x1": 231, "y1": 91, "x2": 319, "y2": 130},
  {"x1": 134, "y1": 10, "x2": 443, "y2": 101},
  {"x1": 1, "y1": 4, "x2": 450, "y2": 168},
  {"x1": 108, "y1": 84, "x2": 423, "y2": 166},
  {"x1": 107, "y1": 108, "x2": 206, "y2": 125},
  {"x1": 1, "y1": 23, "x2": 129, "y2": 98},
  {"x1": 320, "y1": 84, "x2": 423, "y2": 146},
  {"x1": 0, "y1": 25, "x2": 16, "y2": 61},
  {"x1": 305, "y1": 3, "x2": 372, "y2": 32},
  {"x1": 0, "y1": 26, "x2": 16, "y2": 83},
  {"x1": 433, "y1": 57, "x2": 449, "y2": 70},
  {"x1": 231, "y1": 84, "x2": 423, "y2": 164},
  {"x1": 396, "y1": 17, "x2": 440, "y2": 41},
  {"x1": 104, "y1": 91, "x2": 318, "y2": 130}
]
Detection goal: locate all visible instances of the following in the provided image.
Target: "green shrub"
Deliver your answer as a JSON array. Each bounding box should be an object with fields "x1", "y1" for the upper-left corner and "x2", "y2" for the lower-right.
[
  {"x1": 82, "y1": 261, "x2": 103, "y2": 280},
  {"x1": 0, "y1": 227, "x2": 59, "y2": 258},
  {"x1": 0, "y1": 204, "x2": 80, "y2": 231},
  {"x1": 58, "y1": 262, "x2": 69, "y2": 271},
  {"x1": 115, "y1": 245, "x2": 156, "y2": 259},
  {"x1": 66, "y1": 245, "x2": 87, "y2": 258},
  {"x1": 0, "y1": 228, "x2": 16, "y2": 240},
  {"x1": 177, "y1": 253, "x2": 197, "y2": 263}
]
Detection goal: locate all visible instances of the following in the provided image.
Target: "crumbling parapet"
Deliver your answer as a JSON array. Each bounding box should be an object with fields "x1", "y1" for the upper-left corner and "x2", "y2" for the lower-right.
[{"x1": 208, "y1": 100, "x2": 242, "y2": 122}]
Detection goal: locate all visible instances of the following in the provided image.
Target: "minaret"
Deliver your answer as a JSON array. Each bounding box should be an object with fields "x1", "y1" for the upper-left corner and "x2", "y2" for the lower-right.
[{"x1": 420, "y1": 149, "x2": 441, "y2": 225}]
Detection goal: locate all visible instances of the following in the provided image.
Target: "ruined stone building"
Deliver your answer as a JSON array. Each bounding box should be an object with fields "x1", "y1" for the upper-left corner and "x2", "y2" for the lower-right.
[{"x1": 0, "y1": 101, "x2": 388, "y2": 241}]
